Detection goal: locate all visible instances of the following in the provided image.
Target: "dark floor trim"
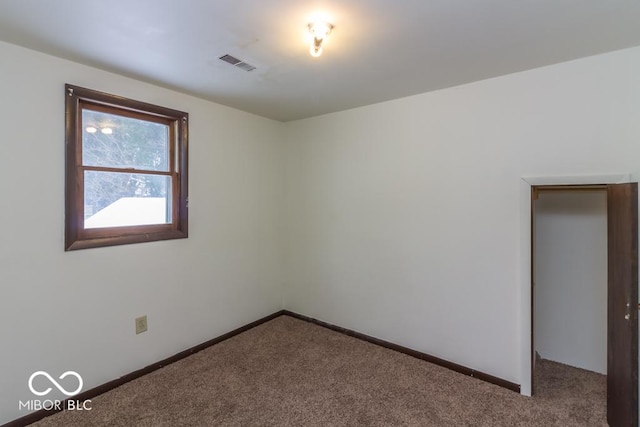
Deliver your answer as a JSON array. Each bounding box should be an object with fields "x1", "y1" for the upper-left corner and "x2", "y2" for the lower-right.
[
  {"x1": 5, "y1": 308, "x2": 520, "y2": 426},
  {"x1": 3, "y1": 310, "x2": 284, "y2": 427},
  {"x1": 282, "y1": 310, "x2": 521, "y2": 394}
]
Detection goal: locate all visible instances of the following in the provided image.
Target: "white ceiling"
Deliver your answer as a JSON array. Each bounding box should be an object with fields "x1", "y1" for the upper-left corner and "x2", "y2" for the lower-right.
[{"x1": 1, "y1": 1, "x2": 640, "y2": 122}]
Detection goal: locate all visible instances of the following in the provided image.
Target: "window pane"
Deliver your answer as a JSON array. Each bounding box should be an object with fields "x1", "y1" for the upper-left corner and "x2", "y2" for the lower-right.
[
  {"x1": 84, "y1": 171, "x2": 172, "y2": 229},
  {"x1": 82, "y1": 109, "x2": 169, "y2": 171}
]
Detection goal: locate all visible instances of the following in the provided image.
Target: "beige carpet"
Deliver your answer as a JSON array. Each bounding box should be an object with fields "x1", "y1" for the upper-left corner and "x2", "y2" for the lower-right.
[{"x1": 30, "y1": 315, "x2": 606, "y2": 426}]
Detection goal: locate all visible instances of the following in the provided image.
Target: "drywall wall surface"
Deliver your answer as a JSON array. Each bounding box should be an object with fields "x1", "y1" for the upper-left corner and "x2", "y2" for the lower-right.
[
  {"x1": 0, "y1": 41, "x2": 284, "y2": 424},
  {"x1": 534, "y1": 191, "x2": 607, "y2": 374},
  {"x1": 283, "y1": 46, "x2": 640, "y2": 386}
]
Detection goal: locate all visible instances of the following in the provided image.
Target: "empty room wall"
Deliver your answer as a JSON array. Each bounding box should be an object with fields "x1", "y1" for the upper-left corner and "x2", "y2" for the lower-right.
[
  {"x1": 0, "y1": 41, "x2": 284, "y2": 424},
  {"x1": 283, "y1": 46, "x2": 640, "y2": 388},
  {"x1": 2, "y1": 38, "x2": 640, "y2": 426},
  {"x1": 534, "y1": 191, "x2": 607, "y2": 374}
]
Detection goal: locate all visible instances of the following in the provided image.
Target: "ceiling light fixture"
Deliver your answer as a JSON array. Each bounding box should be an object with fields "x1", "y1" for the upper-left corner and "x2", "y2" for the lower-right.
[{"x1": 308, "y1": 21, "x2": 333, "y2": 57}]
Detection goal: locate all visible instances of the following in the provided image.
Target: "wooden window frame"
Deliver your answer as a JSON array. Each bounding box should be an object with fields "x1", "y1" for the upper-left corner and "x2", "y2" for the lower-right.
[{"x1": 65, "y1": 84, "x2": 188, "y2": 250}]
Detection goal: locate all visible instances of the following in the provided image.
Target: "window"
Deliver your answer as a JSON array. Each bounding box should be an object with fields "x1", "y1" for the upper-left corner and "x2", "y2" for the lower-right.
[{"x1": 65, "y1": 84, "x2": 188, "y2": 250}]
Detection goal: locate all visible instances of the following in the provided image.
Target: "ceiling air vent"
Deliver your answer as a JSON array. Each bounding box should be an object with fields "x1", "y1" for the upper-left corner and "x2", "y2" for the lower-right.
[{"x1": 218, "y1": 54, "x2": 256, "y2": 72}]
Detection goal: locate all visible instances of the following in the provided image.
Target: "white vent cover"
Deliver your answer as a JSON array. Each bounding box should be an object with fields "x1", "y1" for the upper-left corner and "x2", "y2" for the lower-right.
[{"x1": 219, "y1": 54, "x2": 256, "y2": 72}]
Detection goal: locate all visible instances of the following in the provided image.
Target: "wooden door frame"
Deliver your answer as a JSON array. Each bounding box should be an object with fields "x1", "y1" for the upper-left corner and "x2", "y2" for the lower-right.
[{"x1": 518, "y1": 173, "x2": 632, "y2": 397}]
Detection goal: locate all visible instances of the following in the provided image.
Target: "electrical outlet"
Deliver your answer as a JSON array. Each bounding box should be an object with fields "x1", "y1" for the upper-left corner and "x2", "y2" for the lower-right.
[{"x1": 135, "y1": 315, "x2": 148, "y2": 334}]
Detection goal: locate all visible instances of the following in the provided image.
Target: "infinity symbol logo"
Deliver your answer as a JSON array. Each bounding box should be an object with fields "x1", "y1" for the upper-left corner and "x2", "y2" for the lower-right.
[{"x1": 28, "y1": 371, "x2": 83, "y2": 397}]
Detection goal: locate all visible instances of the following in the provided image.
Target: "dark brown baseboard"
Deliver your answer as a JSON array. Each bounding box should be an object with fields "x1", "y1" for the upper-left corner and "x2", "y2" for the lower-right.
[
  {"x1": 282, "y1": 310, "x2": 521, "y2": 393},
  {"x1": 2, "y1": 310, "x2": 284, "y2": 427},
  {"x1": 5, "y1": 308, "x2": 520, "y2": 426}
]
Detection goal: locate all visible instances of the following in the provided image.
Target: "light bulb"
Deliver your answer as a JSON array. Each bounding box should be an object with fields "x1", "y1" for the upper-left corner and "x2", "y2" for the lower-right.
[
  {"x1": 101, "y1": 127, "x2": 113, "y2": 135},
  {"x1": 310, "y1": 21, "x2": 331, "y2": 39},
  {"x1": 85, "y1": 126, "x2": 97, "y2": 133}
]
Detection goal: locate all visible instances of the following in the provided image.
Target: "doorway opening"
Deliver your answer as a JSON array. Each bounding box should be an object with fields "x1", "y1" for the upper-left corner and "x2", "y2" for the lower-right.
[
  {"x1": 532, "y1": 186, "x2": 607, "y2": 419},
  {"x1": 533, "y1": 186, "x2": 607, "y2": 375},
  {"x1": 529, "y1": 183, "x2": 638, "y2": 427}
]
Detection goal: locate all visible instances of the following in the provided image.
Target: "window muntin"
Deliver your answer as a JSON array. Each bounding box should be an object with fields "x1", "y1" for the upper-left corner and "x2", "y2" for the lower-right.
[{"x1": 65, "y1": 84, "x2": 188, "y2": 250}]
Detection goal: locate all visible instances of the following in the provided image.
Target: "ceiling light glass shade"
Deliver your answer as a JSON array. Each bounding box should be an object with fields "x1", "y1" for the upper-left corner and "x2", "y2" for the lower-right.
[{"x1": 308, "y1": 21, "x2": 333, "y2": 57}]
